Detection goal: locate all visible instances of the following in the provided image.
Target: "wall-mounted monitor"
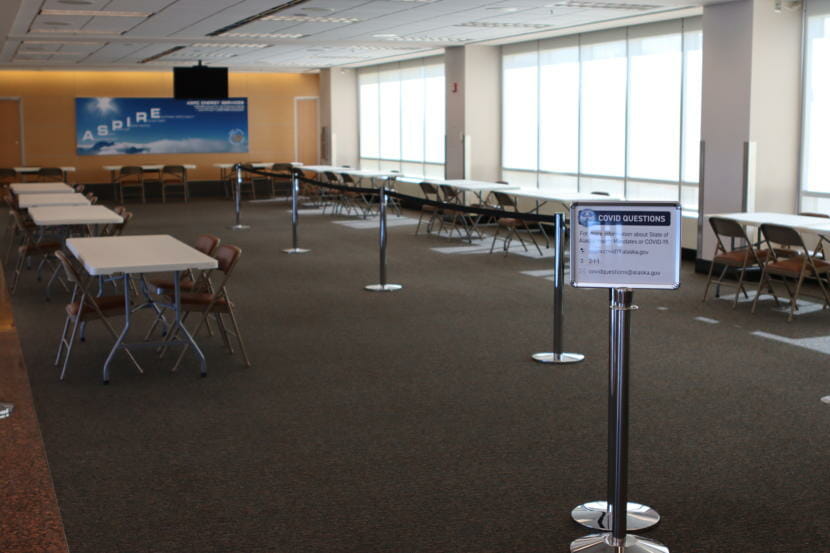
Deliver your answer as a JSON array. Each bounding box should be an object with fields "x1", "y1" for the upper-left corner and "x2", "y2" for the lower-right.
[{"x1": 173, "y1": 65, "x2": 228, "y2": 99}]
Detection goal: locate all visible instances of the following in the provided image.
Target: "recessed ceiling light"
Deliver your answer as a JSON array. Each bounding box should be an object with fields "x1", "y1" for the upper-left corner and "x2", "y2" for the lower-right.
[
  {"x1": 545, "y1": 1, "x2": 660, "y2": 9},
  {"x1": 191, "y1": 42, "x2": 269, "y2": 48},
  {"x1": 299, "y1": 7, "x2": 335, "y2": 13},
  {"x1": 263, "y1": 15, "x2": 360, "y2": 23},
  {"x1": 58, "y1": 0, "x2": 95, "y2": 4},
  {"x1": 23, "y1": 40, "x2": 102, "y2": 45},
  {"x1": 19, "y1": 50, "x2": 85, "y2": 55},
  {"x1": 40, "y1": 9, "x2": 152, "y2": 17},
  {"x1": 42, "y1": 21, "x2": 71, "y2": 26},
  {"x1": 372, "y1": 33, "x2": 399, "y2": 38},
  {"x1": 30, "y1": 28, "x2": 121, "y2": 34},
  {"x1": 485, "y1": 6, "x2": 520, "y2": 11},
  {"x1": 456, "y1": 21, "x2": 552, "y2": 29},
  {"x1": 221, "y1": 32, "x2": 305, "y2": 39},
  {"x1": 375, "y1": 35, "x2": 473, "y2": 42}
]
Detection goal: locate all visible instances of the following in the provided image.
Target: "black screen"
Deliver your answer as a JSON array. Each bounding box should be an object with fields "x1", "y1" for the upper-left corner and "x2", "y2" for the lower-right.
[{"x1": 173, "y1": 66, "x2": 228, "y2": 99}]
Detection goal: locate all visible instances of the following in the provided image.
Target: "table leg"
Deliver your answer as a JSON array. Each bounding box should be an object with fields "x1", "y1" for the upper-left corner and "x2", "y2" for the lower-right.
[
  {"x1": 102, "y1": 274, "x2": 132, "y2": 384},
  {"x1": 170, "y1": 271, "x2": 207, "y2": 375}
]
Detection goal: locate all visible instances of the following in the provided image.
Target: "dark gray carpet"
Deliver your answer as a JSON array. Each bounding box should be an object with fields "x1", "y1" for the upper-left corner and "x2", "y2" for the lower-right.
[{"x1": 7, "y1": 198, "x2": 830, "y2": 553}]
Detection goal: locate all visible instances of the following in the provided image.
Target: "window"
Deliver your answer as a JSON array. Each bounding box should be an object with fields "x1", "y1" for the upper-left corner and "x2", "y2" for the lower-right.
[
  {"x1": 801, "y1": 5, "x2": 830, "y2": 212},
  {"x1": 358, "y1": 58, "x2": 445, "y2": 176},
  {"x1": 501, "y1": 18, "x2": 702, "y2": 211}
]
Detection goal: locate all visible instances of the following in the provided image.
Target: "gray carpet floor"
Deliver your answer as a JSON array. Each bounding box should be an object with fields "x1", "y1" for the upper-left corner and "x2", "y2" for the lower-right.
[{"x1": 6, "y1": 198, "x2": 830, "y2": 553}]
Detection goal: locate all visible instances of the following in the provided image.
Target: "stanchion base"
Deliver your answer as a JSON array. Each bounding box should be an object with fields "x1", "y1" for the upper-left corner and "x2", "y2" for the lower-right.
[
  {"x1": 282, "y1": 248, "x2": 311, "y2": 254},
  {"x1": 364, "y1": 284, "x2": 403, "y2": 292},
  {"x1": 571, "y1": 533, "x2": 668, "y2": 553},
  {"x1": 572, "y1": 501, "x2": 660, "y2": 531},
  {"x1": 228, "y1": 224, "x2": 251, "y2": 231},
  {"x1": 532, "y1": 352, "x2": 585, "y2": 364},
  {"x1": 0, "y1": 402, "x2": 13, "y2": 419}
]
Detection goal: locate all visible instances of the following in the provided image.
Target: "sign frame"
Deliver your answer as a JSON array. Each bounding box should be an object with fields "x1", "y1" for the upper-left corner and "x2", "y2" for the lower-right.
[{"x1": 569, "y1": 200, "x2": 682, "y2": 290}]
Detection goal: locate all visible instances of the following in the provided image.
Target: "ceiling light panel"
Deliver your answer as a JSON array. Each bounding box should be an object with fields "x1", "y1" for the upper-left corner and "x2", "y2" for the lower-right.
[
  {"x1": 221, "y1": 32, "x2": 305, "y2": 39},
  {"x1": 262, "y1": 15, "x2": 361, "y2": 23},
  {"x1": 190, "y1": 42, "x2": 270, "y2": 48},
  {"x1": 455, "y1": 21, "x2": 553, "y2": 28},
  {"x1": 40, "y1": 9, "x2": 152, "y2": 17},
  {"x1": 545, "y1": 1, "x2": 661, "y2": 9}
]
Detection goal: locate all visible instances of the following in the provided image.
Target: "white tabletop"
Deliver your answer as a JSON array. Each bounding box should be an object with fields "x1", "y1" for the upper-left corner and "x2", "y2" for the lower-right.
[
  {"x1": 213, "y1": 162, "x2": 302, "y2": 169},
  {"x1": 29, "y1": 205, "x2": 123, "y2": 226},
  {"x1": 10, "y1": 182, "x2": 74, "y2": 195},
  {"x1": 66, "y1": 235, "x2": 218, "y2": 276},
  {"x1": 14, "y1": 166, "x2": 75, "y2": 173},
  {"x1": 710, "y1": 212, "x2": 830, "y2": 229},
  {"x1": 442, "y1": 180, "x2": 520, "y2": 192},
  {"x1": 511, "y1": 188, "x2": 622, "y2": 202},
  {"x1": 103, "y1": 164, "x2": 197, "y2": 171},
  {"x1": 17, "y1": 193, "x2": 90, "y2": 208}
]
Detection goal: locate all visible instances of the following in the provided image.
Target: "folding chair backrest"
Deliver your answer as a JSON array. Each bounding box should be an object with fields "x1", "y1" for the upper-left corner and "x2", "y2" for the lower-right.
[
  {"x1": 760, "y1": 223, "x2": 804, "y2": 251},
  {"x1": 215, "y1": 244, "x2": 242, "y2": 275},
  {"x1": 194, "y1": 234, "x2": 221, "y2": 256},
  {"x1": 493, "y1": 191, "x2": 518, "y2": 210},
  {"x1": 120, "y1": 166, "x2": 143, "y2": 176},
  {"x1": 162, "y1": 165, "x2": 186, "y2": 177},
  {"x1": 709, "y1": 216, "x2": 748, "y2": 241},
  {"x1": 340, "y1": 173, "x2": 355, "y2": 184},
  {"x1": 271, "y1": 163, "x2": 293, "y2": 173},
  {"x1": 419, "y1": 181, "x2": 438, "y2": 198},
  {"x1": 38, "y1": 167, "x2": 63, "y2": 179},
  {"x1": 0, "y1": 168, "x2": 15, "y2": 178},
  {"x1": 10, "y1": 209, "x2": 32, "y2": 237},
  {"x1": 798, "y1": 212, "x2": 830, "y2": 218},
  {"x1": 110, "y1": 212, "x2": 133, "y2": 236},
  {"x1": 323, "y1": 171, "x2": 340, "y2": 183},
  {"x1": 113, "y1": 205, "x2": 127, "y2": 215},
  {"x1": 74, "y1": 184, "x2": 85, "y2": 194},
  {"x1": 440, "y1": 185, "x2": 463, "y2": 203},
  {"x1": 591, "y1": 191, "x2": 610, "y2": 196},
  {"x1": 54, "y1": 250, "x2": 83, "y2": 285}
]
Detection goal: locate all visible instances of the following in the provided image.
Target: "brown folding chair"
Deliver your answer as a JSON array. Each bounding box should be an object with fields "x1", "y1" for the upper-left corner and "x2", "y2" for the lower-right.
[
  {"x1": 489, "y1": 191, "x2": 543, "y2": 255},
  {"x1": 118, "y1": 166, "x2": 145, "y2": 203},
  {"x1": 438, "y1": 185, "x2": 479, "y2": 243},
  {"x1": 52, "y1": 250, "x2": 142, "y2": 380},
  {"x1": 161, "y1": 165, "x2": 189, "y2": 203},
  {"x1": 269, "y1": 163, "x2": 293, "y2": 197},
  {"x1": 415, "y1": 181, "x2": 442, "y2": 236},
  {"x1": 702, "y1": 217, "x2": 771, "y2": 307},
  {"x1": 8, "y1": 209, "x2": 62, "y2": 295},
  {"x1": 751, "y1": 223, "x2": 830, "y2": 320},
  {"x1": 157, "y1": 244, "x2": 250, "y2": 370},
  {"x1": 36, "y1": 167, "x2": 63, "y2": 182},
  {"x1": 340, "y1": 172, "x2": 373, "y2": 218}
]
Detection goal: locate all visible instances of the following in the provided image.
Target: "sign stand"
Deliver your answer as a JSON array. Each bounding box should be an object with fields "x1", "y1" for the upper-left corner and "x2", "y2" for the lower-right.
[
  {"x1": 570, "y1": 289, "x2": 668, "y2": 553},
  {"x1": 0, "y1": 401, "x2": 12, "y2": 419},
  {"x1": 568, "y1": 201, "x2": 680, "y2": 553},
  {"x1": 283, "y1": 168, "x2": 310, "y2": 254},
  {"x1": 365, "y1": 182, "x2": 402, "y2": 292},
  {"x1": 229, "y1": 164, "x2": 250, "y2": 231},
  {"x1": 532, "y1": 212, "x2": 584, "y2": 364}
]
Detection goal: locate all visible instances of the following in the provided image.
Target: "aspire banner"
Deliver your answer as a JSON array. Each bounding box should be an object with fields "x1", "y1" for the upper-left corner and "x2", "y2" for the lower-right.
[{"x1": 75, "y1": 97, "x2": 248, "y2": 156}]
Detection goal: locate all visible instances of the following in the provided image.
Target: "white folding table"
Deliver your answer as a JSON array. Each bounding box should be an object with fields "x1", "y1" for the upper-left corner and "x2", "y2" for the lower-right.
[
  {"x1": 65, "y1": 235, "x2": 218, "y2": 383},
  {"x1": 10, "y1": 182, "x2": 74, "y2": 195},
  {"x1": 17, "y1": 193, "x2": 90, "y2": 208},
  {"x1": 511, "y1": 188, "x2": 623, "y2": 212},
  {"x1": 29, "y1": 205, "x2": 123, "y2": 227},
  {"x1": 13, "y1": 166, "x2": 76, "y2": 182}
]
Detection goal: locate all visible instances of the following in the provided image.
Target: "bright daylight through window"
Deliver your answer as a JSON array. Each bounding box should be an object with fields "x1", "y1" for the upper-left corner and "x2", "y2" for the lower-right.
[
  {"x1": 359, "y1": 59, "x2": 445, "y2": 178},
  {"x1": 502, "y1": 18, "x2": 702, "y2": 211}
]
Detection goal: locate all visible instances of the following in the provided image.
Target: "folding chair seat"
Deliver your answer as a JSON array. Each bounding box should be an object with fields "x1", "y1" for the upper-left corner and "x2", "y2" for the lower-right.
[
  {"x1": 161, "y1": 165, "x2": 189, "y2": 203},
  {"x1": 751, "y1": 223, "x2": 830, "y2": 321},
  {"x1": 157, "y1": 244, "x2": 250, "y2": 369},
  {"x1": 53, "y1": 250, "x2": 141, "y2": 380},
  {"x1": 702, "y1": 216, "x2": 772, "y2": 307},
  {"x1": 415, "y1": 181, "x2": 442, "y2": 236},
  {"x1": 489, "y1": 191, "x2": 543, "y2": 255}
]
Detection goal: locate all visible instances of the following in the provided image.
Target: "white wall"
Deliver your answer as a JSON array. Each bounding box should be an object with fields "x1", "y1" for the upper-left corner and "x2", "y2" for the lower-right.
[
  {"x1": 464, "y1": 46, "x2": 501, "y2": 182},
  {"x1": 319, "y1": 68, "x2": 358, "y2": 168}
]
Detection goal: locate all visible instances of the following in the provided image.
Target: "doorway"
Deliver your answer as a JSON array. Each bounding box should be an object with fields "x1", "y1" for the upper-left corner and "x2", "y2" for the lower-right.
[
  {"x1": 0, "y1": 99, "x2": 22, "y2": 167},
  {"x1": 294, "y1": 97, "x2": 319, "y2": 165}
]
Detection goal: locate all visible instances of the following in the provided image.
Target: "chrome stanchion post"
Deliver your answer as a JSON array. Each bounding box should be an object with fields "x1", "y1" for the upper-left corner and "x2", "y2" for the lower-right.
[
  {"x1": 0, "y1": 401, "x2": 12, "y2": 419},
  {"x1": 283, "y1": 168, "x2": 310, "y2": 254},
  {"x1": 365, "y1": 180, "x2": 402, "y2": 292},
  {"x1": 570, "y1": 289, "x2": 668, "y2": 553},
  {"x1": 229, "y1": 163, "x2": 250, "y2": 231},
  {"x1": 533, "y1": 212, "x2": 584, "y2": 364}
]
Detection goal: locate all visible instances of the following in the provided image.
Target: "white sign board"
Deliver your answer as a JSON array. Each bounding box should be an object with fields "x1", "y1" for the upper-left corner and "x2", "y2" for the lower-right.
[{"x1": 570, "y1": 201, "x2": 681, "y2": 289}]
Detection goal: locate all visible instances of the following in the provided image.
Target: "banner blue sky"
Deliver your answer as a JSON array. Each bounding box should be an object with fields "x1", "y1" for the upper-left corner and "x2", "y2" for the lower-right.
[{"x1": 75, "y1": 97, "x2": 248, "y2": 156}]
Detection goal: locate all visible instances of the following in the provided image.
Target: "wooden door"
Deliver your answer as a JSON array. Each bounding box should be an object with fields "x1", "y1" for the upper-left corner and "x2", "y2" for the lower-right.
[
  {"x1": 295, "y1": 97, "x2": 319, "y2": 165},
  {"x1": 0, "y1": 100, "x2": 21, "y2": 167}
]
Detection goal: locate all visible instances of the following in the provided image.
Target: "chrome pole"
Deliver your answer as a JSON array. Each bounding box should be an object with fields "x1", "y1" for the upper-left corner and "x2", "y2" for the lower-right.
[
  {"x1": 533, "y1": 212, "x2": 584, "y2": 364},
  {"x1": 283, "y1": 168, "x2": 310, "y2": 254},
  {"x1": 229, "y1": 163, "x2": 250, "y2": 230},
  {"x1": 365, "y1": 180, "x2": 401, "y2": 292},
  {"x1": 570, "y1": 289, "x2": 668, "y2": 553}
]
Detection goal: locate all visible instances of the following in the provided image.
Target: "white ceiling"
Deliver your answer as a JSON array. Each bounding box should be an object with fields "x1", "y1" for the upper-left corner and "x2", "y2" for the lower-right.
[{"x1": 0, "y1": 0, "x2": 706, "y2": 72}]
